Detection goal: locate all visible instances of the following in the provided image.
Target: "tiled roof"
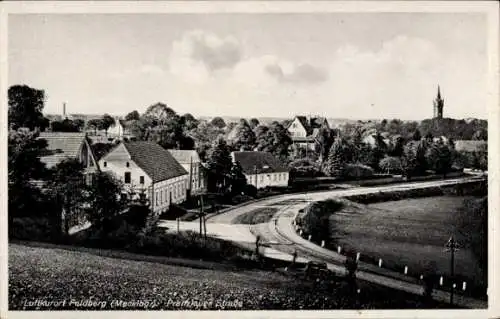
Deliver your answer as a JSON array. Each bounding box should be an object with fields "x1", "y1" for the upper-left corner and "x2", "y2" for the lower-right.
[
  {"x1": 168, "y1": 149, "x2": 201, "y2": 164},
  {"x1": 454, "y1": 140, "x2": 487, "y2": 152},
  {"x1": 123, "y1": 141, "x2": 188, "y2": 182},
  {"x1": 37, "y1": 132, "x2": 87, "y2": 168},
  {"x1": 231, "y1": 151, "x2": 289, "y2": 174}
]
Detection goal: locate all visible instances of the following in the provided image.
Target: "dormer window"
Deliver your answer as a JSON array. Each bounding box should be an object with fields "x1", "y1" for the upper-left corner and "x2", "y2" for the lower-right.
[{"x1": 126, "y1": 162, "x2": 130, "y2": 168}]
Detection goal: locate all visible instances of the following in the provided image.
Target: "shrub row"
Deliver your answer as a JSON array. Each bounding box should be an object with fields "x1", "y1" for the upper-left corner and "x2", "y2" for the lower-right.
[{"x1": 344, "y1": 180, "x2": 486, "y2": 205}]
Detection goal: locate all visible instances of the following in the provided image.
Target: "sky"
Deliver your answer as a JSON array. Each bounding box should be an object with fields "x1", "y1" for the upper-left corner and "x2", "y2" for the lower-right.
[{"x1": 8, "y1": 13, "x2": 488, "y2": 120}]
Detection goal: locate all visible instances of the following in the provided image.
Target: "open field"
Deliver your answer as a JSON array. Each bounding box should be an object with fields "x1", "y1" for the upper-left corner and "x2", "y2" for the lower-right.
[
  {"x1": 329, "y1": 196, "x2": 484, "y2": 288},
  {"x1": 9, "y1": 243, "x2": 450, "y2": 310}
]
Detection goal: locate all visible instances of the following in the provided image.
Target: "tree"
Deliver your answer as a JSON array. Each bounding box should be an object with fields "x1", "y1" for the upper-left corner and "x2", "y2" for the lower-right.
[
  {"x1": 8, "y1": 85, "x2": 49, "y2": 131},
  {"x1": 472, "y1": 128, "x2": 487, "y2": 141},
  {"x1": 47, "y1": 159, "x2": 89, "y2": 235},
  {"x1": 388, "y1": 136, "x2": 405, "y2": 157},
  {"x1": 249, "y1": 118, "x2": 260, "y2": 129},
  {"x1": 180, "y1": 113, "x2": 199, "y2": 131},
  {"x1": 206, "y1": 138, "x2": 233, "y2": 193},
  {"x1": 99, "y1": 114, "x2": 116, "y2": 136},
  {"x1": 210, "y1": 116, "x2": 226, "y2": 129},
  {"x1": 255, "y1": 121, "x2": 292, "y2": 162},
  {"x1": 143, "y1": 102, "x2": 176, "y2": 124},
  {"x1": 412, "y1": 129, "x2": 422, "y2": 141},
  {"x1": 401, "y1": 140, "x2": 418, "y2": 178},
  {"x1": 8, "y1": 128, "x2": 49, "y2": 184},
  {"x1": 316, "y1": 127, "x2": 336, "y2": 162},
  {"x1": 228, "y1": 161, "x2": 248, "y2": 195},
  {"x1": 86, "y1": 119, "x2": 102, "y2": 135},
  {"x1": 87, "y1": 171, "x2": 126, "y2": 230},
  {"x1": 369, "y1": 132, "x2": 387, "y2": 171},
  {"x1": 425, "y1": 140, "x2": 453, "y2": 177},
  {"x1": 125, "y1": 110, "x2": 140, "y2": 121},
  {"x1": 325, "y1": 137, "x2": 348, "y2": 177},
  {"x1": 232, "y1": 119, "x2": 256, "y2": 151},
  {"x1": 8, "y1": 128, "x2": 50, "y2": 221},
  {"x1": 379, "y1": 156, "x2": 402, "y2": 174},
  {"x1": 51, "y1": 119, "x2": 81, "y2": 132}
]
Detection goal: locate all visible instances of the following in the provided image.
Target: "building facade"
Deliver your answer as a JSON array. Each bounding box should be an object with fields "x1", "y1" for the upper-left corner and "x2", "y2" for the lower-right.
[
  {"x1": 287, "y1": 116, "x2": 329, "y2": 151},
  {"x1": 231, "y1": 151, "x2": 290, "y2": 189},
  {"x1": 99, "y1": 141, "x2": 189, "y2": 214},
  {"x1": 168, "y1": 149, "x2": 206, "y2": 195}
]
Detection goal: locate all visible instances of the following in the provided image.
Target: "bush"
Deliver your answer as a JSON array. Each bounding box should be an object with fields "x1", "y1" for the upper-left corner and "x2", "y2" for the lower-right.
[
  {"x1": 298, "y1": 199, "x2": 344, "y2": 243},
  {"x1": 244, "y1": 184, "x2": 258, "y2": 197},
  {"x1": 379, "y1": 156, "x2": 402, "y2": 174},
  {"x1": 343, "y1": 163, "x2": 374, "y2": 180},
  {"x1": 9, "y1": 217, "x2": 57, "y2": 242}
]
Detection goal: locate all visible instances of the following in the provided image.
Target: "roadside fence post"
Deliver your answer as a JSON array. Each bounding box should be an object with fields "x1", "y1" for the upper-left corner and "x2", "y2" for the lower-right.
[
  {"x1": 378, "y1": 259, "x2": 383, "y2": 268},
  {"x1": 321, "y1": 240, "x2": 325, "y2": 247},
  {"x1": 356, "y1": 252, "x2": 360, "y2": 262},
  {"x1": 404, "y1": 266, "x2": 408, "y2": 275},
  {"x1": 337, "y1": 246, "x2": 342, "y2": 254}
]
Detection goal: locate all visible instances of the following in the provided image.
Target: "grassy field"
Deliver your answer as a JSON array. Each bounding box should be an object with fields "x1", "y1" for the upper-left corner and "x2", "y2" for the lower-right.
[
  {"x1": 9, "y1": 243, "x2": 450, "y2": 310},
  {"x1": 329, "y1": 196, "x2": 484, "y2": 288},
  {"x1": 232, "y1": 207, "x2": 278, "y2": 225}
]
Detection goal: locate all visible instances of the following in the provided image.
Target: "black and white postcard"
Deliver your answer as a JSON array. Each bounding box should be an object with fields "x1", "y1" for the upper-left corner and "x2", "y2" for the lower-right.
[{"x1": 1, "y1": 1, "x2": 499, "y2": 319}]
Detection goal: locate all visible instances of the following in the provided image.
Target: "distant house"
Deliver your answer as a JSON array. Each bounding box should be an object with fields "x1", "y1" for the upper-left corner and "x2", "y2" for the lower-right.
[
  {"x1": 107, "y1": 118, "x2": 125, "y2": 137},
  {"x1": 454, "y1": 140, "x2": 487, "y2": 153},
  {"x1": 99, "y1": 141, "x2": 189, "y2": 214},
  {"x1": 168, "y1": 149, "x2": 206, "y2": 195},
  {"x1": 38, "y1": 132, "x2": 99, "y2": 184},
  {"x1": 231, "y1": 151, "x2": 290, "y2": 189},
  {"x1": 287, "y1": 115, "x2": 329, "y2": 151}
]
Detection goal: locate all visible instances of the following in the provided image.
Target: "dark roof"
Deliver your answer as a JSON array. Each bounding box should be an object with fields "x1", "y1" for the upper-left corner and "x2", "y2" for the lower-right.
[
  {"x1": 123, "y1": 141, "x2": 188, "y2": 182},
  {"x1": 289, "y1": 116, "x2": 329, "y2": 136},
  {"x1": 231, "y1": 151, "x2": 289, "y2": 174},
  {"x1": 38, "y1": 132, "x2": 88, "y2": 168},
  {"x1": 168, "y1": 150, "x2": 201, "y2": 164}
]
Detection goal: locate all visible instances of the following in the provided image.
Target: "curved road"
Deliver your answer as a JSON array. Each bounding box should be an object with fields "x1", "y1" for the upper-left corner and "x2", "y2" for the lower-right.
[{"x1": 205, "y1": 176, "x2": 487, "y2": 308}]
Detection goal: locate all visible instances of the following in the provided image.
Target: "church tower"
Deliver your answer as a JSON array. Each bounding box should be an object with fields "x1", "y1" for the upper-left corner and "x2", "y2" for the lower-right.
[{"x1": 433, "y1": 85, "x2": 444, "y2": 119}]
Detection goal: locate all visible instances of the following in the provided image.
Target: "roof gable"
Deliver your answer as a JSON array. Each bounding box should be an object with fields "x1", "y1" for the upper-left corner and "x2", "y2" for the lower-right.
[
  {"x1": 38, "y1": 132, "x2": 87, "y2": 168},
  {"x1": 118, "y1": 141, "x2": 188, "y2": 182},
  {"x1": 231, "y1": 151, "x2": 289, "y2": 174}
]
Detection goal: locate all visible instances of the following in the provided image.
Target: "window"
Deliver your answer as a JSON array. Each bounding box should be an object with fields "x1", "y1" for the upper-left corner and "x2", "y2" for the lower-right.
[
  {"x1": 260, "y1": 175, "x2": 264, "y2": 182},
  {"x1": 278, "y1": 174, "x2": 281, "y2": 181},
  {"x1": 124, "y1": 172, "x2": 131, "y2": 184},
  {"x1": 126, "y1": 162, "x2": 130, "y2": 168},
  {"x1": 160, "y1": 189, "x2": 163, "y2": 203},
  {"x1": 103, "y1": 162, "x2": 107, "y2": 168},
  {"x1": 273, "y1": 174, "x2": 277, "y2": 181},
  {"x1": 156, "y1": 192, "x2": 159, "y2": 206},
  {"x1": 139, "y1": 176, "x2": 144, "y2": 184}
]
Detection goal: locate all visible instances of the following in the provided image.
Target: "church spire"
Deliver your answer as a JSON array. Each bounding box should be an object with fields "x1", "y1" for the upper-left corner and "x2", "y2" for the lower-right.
[{"x1": 433, "y1": 85, "x2": 444, "y2": 119}]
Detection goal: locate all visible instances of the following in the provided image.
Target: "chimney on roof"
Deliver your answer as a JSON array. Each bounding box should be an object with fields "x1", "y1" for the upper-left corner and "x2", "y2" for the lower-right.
[{"x1": 63, "y1": 102, "x2": 67, "y2": 118}]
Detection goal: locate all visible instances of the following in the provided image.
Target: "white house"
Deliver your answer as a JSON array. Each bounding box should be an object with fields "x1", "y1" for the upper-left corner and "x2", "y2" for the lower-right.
[
  {"x1": 168, "y1": 149, "x2": 206, "y2": 195},
  {"x1": 99, "y1": 141, "x2": 189, "y2": 214},
  {"x1": 231, "y1": 151, "x2": 289, "y2": 189},
  {"x1": 287, "y1": 115, "x2": 329, "y2": 151},
  {"x1": 106, "y1": 118, "x2": 124, "y2": 137}
]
